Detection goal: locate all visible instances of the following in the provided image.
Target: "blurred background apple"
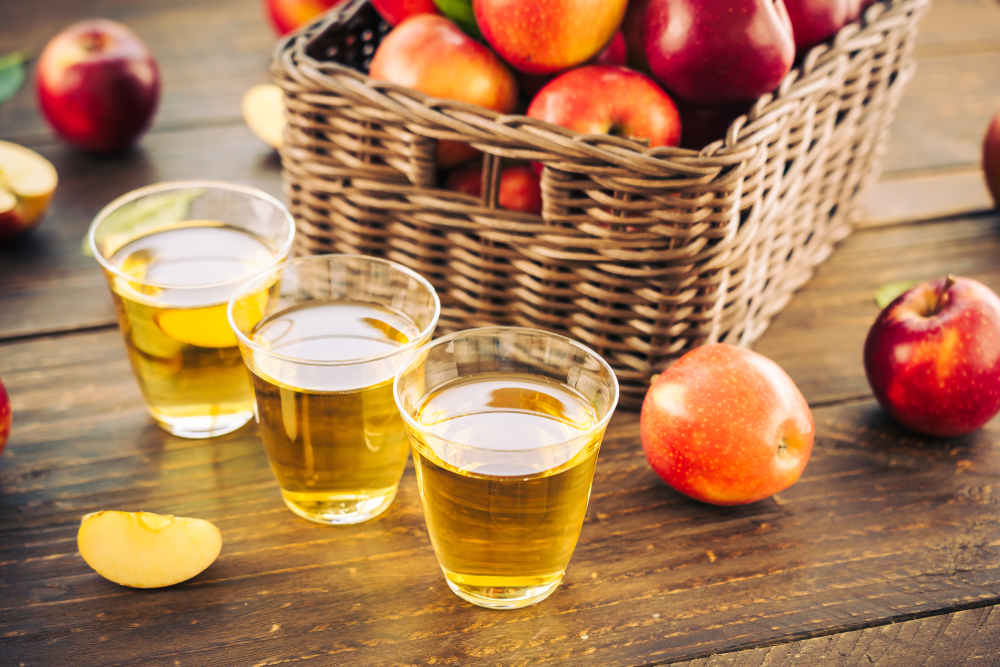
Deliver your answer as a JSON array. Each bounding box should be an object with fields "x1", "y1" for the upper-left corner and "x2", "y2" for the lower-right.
[
  {"x1": 0, "y1": 140, "x2": 58, "y2": 243},
  {"x1": 37, "y1": 19, "x2": 160, "y2": 154},
  {"x1": 0, "y1": 376, "x2": 10, "y2": 457},
  {"x1": 265, "y1": 0, "x2": 348, "y2": 34}
]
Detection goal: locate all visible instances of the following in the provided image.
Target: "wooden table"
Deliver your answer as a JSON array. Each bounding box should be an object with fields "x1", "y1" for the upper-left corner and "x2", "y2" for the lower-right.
[{"x1": 3, "y1": 1, "x2": 1000, "y2": 664}]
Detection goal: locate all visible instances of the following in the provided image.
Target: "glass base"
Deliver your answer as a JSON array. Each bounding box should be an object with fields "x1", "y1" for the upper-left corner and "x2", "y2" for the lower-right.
[
  {"x1": 443, "y1": 571, "x2": 564, "y2": 609},
  {"x1": 152, "y1": 409, "x2": 254, "y2": 439},
  {"x1": 280, "y1": 488, "x2": 398, "y2": 525}
]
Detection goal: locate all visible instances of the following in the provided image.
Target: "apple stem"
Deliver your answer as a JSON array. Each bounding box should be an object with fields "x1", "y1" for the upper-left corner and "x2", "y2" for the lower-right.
[{"x1": 932, "y1": 274, "x2": 956, "y2": 314}]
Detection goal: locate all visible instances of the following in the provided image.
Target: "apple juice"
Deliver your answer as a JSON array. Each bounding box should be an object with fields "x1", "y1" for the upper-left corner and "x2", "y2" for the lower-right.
[
  {"x1": 246, "y1": 301, "x2": 421, "y2": 524},
  {"x1": 407, "y1": 373, "x2": 603, "y2": 608},
  {"x1": 107, "y1": 221, "x2": 278, "y2": 437}
]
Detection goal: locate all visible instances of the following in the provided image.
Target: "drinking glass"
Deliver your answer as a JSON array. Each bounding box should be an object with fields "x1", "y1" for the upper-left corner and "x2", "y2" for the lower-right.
[
  {"x1": 88, "y1": 181, "x2": 295, "y2": 439},
  {"x1": 393, "y1": 327, "x2": 619, "y2": 609},
  {"x1": 229, "y1": 255, "x2": 440, "y2": 525}
]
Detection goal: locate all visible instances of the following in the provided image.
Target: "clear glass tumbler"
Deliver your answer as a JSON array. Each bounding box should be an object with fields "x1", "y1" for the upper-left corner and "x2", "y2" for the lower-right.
[
  {"x1": 88, "y1": 181, "x2": 295, "y2": 439},
  {"x1": 394, "y1": 327, "x2": 619, "y2": 609},
  {"x1": 229, "y1": 254, "x2": 440, "y2": 525}
]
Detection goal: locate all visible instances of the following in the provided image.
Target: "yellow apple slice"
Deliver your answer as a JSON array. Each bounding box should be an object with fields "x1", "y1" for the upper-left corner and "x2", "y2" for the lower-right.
[
  {"x1": 242, "y1": 83, "x2": 285, "y2": 149},
  {"x1": 157, "y1": 287, "x2": 269, "y2": 348},
  {"x1": 0, "y1": 140, "x2": 58, "y2": 241},
  {"x1": 78, "y1": 510, "x2": 222, "y2": 588}
]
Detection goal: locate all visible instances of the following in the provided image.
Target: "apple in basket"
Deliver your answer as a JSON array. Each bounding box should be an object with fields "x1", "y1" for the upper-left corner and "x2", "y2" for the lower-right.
[
  {"x1": 643, "y1": 0, "x2": 795, "y2": 105},
  {"x1": 265, "y1": 0, "x2": 349, "y2": 34},
  {"x1": 369, "y1": 14, "x2": 518, "y2": 167},
  {"x1": 37, "y1": 19, "x2": 160, "y2": 154},
  {"x1": 640, "y1": 344, "x2": 814, "y2": 505},
  {"x1": 474, "y1": 0, "x2": 629, "y2": 75},
  {"x1": 784, "y1": 0, "x2": 849, "y2": 57},
  {"x1": 371, "y1": 0, "x2": 439, "y2": 25},
  {"x1": 446, "y1": 162, "x2": 542, "y2": 214},
  {"x1": 864, "y1": 276, "x2": 1000, "y2": 438},
  {"x1": 526, "y1": 66, "x2": 682, "y2": 151}
]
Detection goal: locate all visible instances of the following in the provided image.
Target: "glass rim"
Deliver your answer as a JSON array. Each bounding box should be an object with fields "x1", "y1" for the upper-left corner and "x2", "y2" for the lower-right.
[
  {"x1": 227, "y1": 253, "x2": 442, "y2": 368},
  {"x1": 392, "y1": 326, "x2": 620, "y2": 454},
  {"x1": 87, "y1": 180, "x2": 296, "y2": 291}
]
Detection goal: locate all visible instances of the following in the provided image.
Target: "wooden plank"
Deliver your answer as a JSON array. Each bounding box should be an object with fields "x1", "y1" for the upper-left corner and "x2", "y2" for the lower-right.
[
  {"x1": 754, "y1": 213, "x2": 1000, "y2": 406},
  {"x1": 882, "y1": 49, "x2": 1000, "y2": 175},
  {"x1": 0, "y1": 124, "x2": 282, "y2": 341},
  {"x1": 914, "y1": 0, "x2": 1000, "y2": 56},
  {"x1": 0, "y1": 0, "x2": 274, "y2": 142},
  {"x1": 1, "y1": 330, "x2": 1000, "y2": 665},
  {"x1": 674, "y1": 605, "x2": 1000, "y2": 666},
  {"x1": 862, "y1": 167, "x2": 993, "y2": 228}
]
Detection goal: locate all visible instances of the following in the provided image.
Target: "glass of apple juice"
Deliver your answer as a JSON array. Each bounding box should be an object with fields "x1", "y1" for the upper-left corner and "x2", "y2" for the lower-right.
[
  {"x1": 88, "y1": 181, "x2": 295, "y2": 439},
  {"x1": 393, "y1": 327, "x2": 619, "y2": 609},
  {"x1": 228, "y1": 255, "x2": 440, "y2": 525}
]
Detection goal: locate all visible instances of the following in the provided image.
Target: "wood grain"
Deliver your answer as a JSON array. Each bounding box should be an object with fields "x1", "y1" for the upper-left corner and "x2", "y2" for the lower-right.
[
  {"x1": 862, "y1": 168, "x2": 993, "y2": 228},
  {"x1": 0, "y1": 0, "x2": 274, "y2": 143},
  {"x1": 674, "y1": 606, "x2": 1000, "y2": 666},
  {"x1": 1, "y1": 329, "x2": 1000, "y2": 666},
  {"x1": 0, "y1": 124, "x2": 282, "y2": 341}
]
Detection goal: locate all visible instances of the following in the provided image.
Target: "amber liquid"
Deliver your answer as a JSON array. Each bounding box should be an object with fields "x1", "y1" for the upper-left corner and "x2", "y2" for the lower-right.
[
  {"x1": 247, "y1": 301, "x2": 421, "y2": 524},
  {"x1": 107, "y1": 222, "x2": 278, "y2": 438},
  {"x1": 408, "y1": 374, "x2": 603, "y2": 608}
]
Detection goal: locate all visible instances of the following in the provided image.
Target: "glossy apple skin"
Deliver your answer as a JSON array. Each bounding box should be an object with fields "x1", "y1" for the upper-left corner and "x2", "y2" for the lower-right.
[
  {"x1": 265, "y1": 0, "x2": 347, "y2": 35},
  {"x1": 622, "y1": 0, "x2": 652, "y2": 73},
  {"x1": 593, "y1": 32, "x2": 627, "y2": 66},
  {"x1": 0, "y1": 377, "x2": 10, "y2": 457},
  {"x1": 474, "y1": 0, "x2": 629, "y2": 75},
  {"x1": 640, "y1": 344, "x2": 814, "y2": 506},
  {"x1": 37, "y1": 19, "x2": 160, "y2": 154},
  {"x1": 446, "y1": 163, "x2": 542, "y2": 213},
  {"x1": 785, "y1": 0, "x2": 849, "y2": 56},
  {"x1": 527, "y1": 66, "x2": 681, "y2": 149},
  {"x1": 984, "y1": 109, "x2": 1000, "y2": 209},
  {"x1": 369, "y1": 15, "x2": 517, "y2": 167},
  {"x1": 643, "y1": 0, "x2": 795, "y2": 105},
  {"x1": 371, "y1": 0, "x2": 439, "y2": 25},
  {"x1": 864, "y1": 277, "x2": 1000, "y2": 438}
]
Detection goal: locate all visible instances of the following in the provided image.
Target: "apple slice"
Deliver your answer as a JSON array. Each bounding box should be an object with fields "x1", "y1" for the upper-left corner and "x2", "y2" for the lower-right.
[
  {"x1": 242, "y1": 84, "x2": 285, "y2": 149},
  {"x1": 78, "y1": 510, "x2": 222, "y2": 588},
  {"x1": 0, "y1": 140, "x2": 58, "y2": 243}
]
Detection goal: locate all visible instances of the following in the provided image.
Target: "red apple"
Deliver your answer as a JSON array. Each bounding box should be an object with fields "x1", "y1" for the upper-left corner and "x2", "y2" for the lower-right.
[
  {"x1": 371, "y1": 0, "x2": 439, "y2": 26},
  {"x1": 983, "y1": 109, "x2": 1000, "y2": 209},
  {"x1": 594, "y1": 32, "x2": 627, "y2": 66},
  {"x1": 0, "y1": 376, "x2": 10, "y2": 457},
  {"x1": 37, "y1": 19, "x2": 160, "y2": 154},
  {"x1": 446, "y1": 162, "x2": 542, "y2": 213},
  {"x1": 473, "y1": 0, "x2": 629, "y2": 75},
  {"x1": 785, "y1": 0, "x2": 849, "y2": 57},
  {"x1": 369, "y1": 14, "x2": 517, "y2": 167},
  {"x1": 643, "y1": 0, "x2": 795, "y2": 105},
  {"x1": 0, "y1": 141, "x2": 58, "y2": 244},
  {"x1": 845, "y1": 0, "x2": 877, "y2": 21},
  {"x1": 527, "y1": 66, "x2": 681, "y2": 151},
  {"x1": 640, "y1": 344, "x2": 814, "y2": 506},
  {"x1": 265, "y1": 0, "x2": 347, "y2": 35},
  {"x1": 622, "y1": 0, "x2": 653, "y2": 73},
  {"x1": 863, "y1": 276, "x2": 1000, "y2": 438}
]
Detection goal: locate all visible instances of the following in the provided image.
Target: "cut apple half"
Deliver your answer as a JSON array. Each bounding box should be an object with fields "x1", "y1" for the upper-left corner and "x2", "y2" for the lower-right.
[
  {"x1": 78, "y1": 510, "x2": 222, "y2": 588},
  {"x1": 0, "y1": 140, "x2": 58, "y2": 242},
  {"x1": 242, "y1": 83, "x2": 286, "y2": 149}
]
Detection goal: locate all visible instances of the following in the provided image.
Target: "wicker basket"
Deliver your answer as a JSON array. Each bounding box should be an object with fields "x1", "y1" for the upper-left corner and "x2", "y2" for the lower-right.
[{"x1": 273, "y1": 0, "x2": 929, "y2": 409}]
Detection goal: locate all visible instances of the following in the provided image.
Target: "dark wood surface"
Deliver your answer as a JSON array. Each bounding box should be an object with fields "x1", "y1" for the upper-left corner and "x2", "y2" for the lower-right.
[{"x1": 3, "y1": 0, "x2": 1000, "y2": 665}]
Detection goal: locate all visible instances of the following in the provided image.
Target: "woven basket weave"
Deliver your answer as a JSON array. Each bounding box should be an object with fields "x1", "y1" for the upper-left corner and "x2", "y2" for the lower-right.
[{"x1": 273, "y1": 0, "x2": 929, "y2": 409}]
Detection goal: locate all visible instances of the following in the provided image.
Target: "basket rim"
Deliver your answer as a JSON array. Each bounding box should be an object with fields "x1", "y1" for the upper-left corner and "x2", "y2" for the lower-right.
[{"x1": 274, "y1": 0, "x2": 929, "y2": 177}]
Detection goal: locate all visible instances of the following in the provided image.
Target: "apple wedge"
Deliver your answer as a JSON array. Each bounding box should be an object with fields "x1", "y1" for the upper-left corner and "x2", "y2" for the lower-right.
[
  {"x1": 0, "y1": 140, "x2": 58, "y2": 243},
  {"x1": 242, "y1": 83, "x2": 285, "y2": 149},
  {"x1": 78, "y1": 510, "x2": 222, "y2": 588}
]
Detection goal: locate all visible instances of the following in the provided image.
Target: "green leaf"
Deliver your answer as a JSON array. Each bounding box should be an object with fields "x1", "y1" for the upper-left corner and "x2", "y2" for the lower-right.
[
  {"x1": 81, "y1": 188, "x2": 207, "y2": 257},
  {"x1": 0, "y1": 50, "x2": 28, "y2": 105},
  {"x1": 875, "y1": 280, "x2": 919, "y2": 309},
  {"x1": 433, "y1": 0, "x2": 481, "y2": 39}
]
